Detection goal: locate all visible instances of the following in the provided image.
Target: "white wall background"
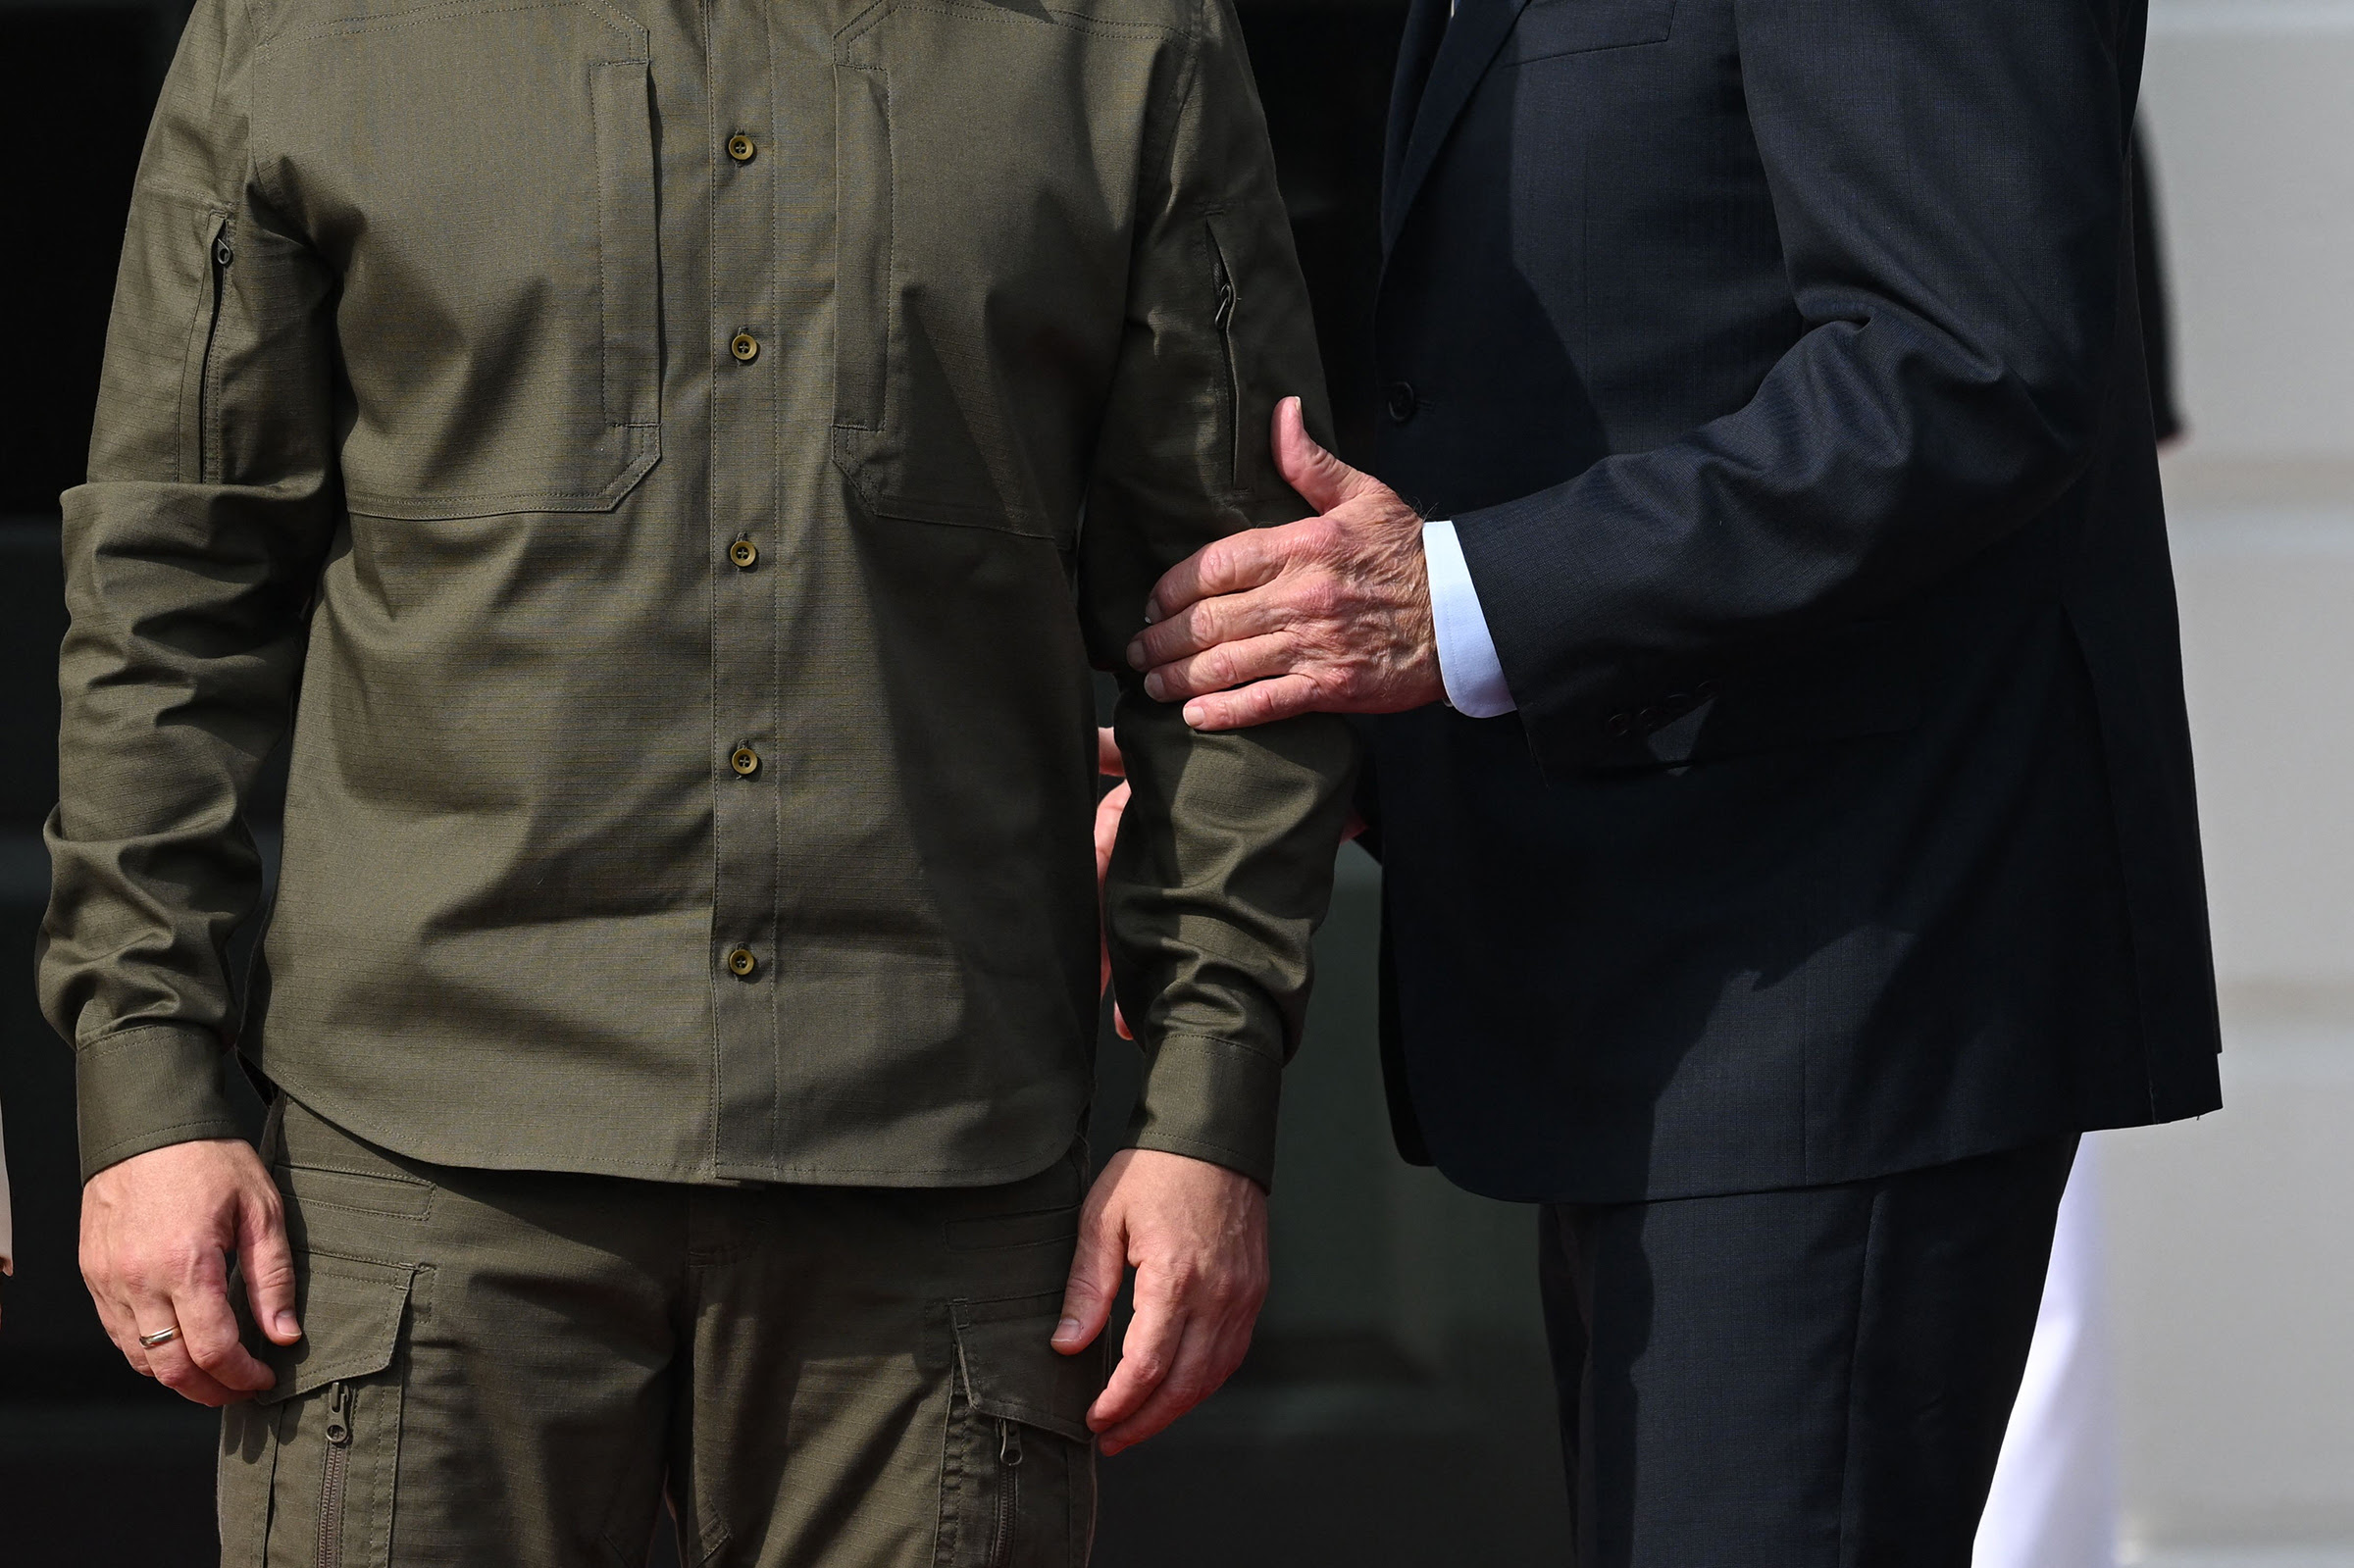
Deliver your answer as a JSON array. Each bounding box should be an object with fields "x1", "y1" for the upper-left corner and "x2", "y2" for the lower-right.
[{"x1": 2113, "y1": 4, "x2": 2354, "y2": 1560}]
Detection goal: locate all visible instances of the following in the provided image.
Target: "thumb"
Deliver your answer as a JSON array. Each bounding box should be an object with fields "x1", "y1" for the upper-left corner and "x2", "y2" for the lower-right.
[
  {"x1": 1054, "y1": 1189, "x2": 1127, "y2": 1355},
  {"x1": 1273, "y1": 395, "x2": 1365, "y2": 515},
  {"x1": 239, "y1": 1192, "x2": 302, "y2": 1345}
]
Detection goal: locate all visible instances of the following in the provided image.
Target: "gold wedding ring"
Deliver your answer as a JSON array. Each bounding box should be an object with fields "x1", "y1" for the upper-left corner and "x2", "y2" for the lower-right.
[{"x1": 138, "y1": 1325, "x2": 181, "y2": 1348}]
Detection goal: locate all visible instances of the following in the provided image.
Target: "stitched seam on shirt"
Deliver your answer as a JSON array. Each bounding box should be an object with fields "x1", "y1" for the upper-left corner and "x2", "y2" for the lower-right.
[
  {"x1": 878, "y1": 0, "x2": 1175, "y2": 41},
  {"x1": 592, "y1": 60, "x2": 614, "y2": 432},
  {"x1": 87, "y1": 1117, "x2": 240, "y2": 1142},
  {"x1": 880, "y1": 64, "x2": 897, "y2": 434},
  {"x1": 342, "y1": 471, "x2": 646, "y2": 508},
  {"x1": 1152, "y1": 1030, "x2": 1285, "y2": 1068},
  {"x1": 261, "y1": 0, "x2": 642, "y2": 53},
  {"x1": 77, "y1": 1024, "x2": 223, "y2": 1058},
  {"x1": 762, "y1": 0, "x2": 785, "y2": 1161},
  {"x1": 82, "y1": 1120, "x2": 248, "y2": 1169},
  {"x1": 1140, "y1": 0, "x2": 1208, "y2": 177},
  {"x1": 701, "y1": 0, "x2": 725, "y2": 1176},
  {"x1": 1128, "y1": 1131, "x2": 1262, "y2": 1177}
]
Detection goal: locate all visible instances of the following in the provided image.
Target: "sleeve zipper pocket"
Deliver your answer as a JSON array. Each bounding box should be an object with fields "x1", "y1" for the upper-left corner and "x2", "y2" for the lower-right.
[
  {"x1": 1205, "y1": 223, "x2": 1242, "y2": 491},
  {"x1": 194, "y1": 213, "x2": 234, "y2": 483}
]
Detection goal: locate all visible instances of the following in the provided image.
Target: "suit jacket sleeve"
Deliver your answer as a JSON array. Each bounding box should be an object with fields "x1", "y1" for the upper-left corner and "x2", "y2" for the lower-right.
[
  {"x1": 1454, "y1": 0, "x2": 2138, "y2": 776},
  {"x1": 1077, "y1": 0, "x2": 1358, "y2": 1189}
]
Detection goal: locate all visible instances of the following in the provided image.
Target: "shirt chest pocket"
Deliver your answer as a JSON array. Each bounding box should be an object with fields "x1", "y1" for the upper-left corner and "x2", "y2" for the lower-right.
[
  {"x1": 829, "y1": 0, "x2": 1148, "y2": 547},
  {"x1": 257, "y1": 0, "x2": 660, "y2": 520},
  {"x1": 1503, "y1": 0, "x2": 1676, "y2": 63}
]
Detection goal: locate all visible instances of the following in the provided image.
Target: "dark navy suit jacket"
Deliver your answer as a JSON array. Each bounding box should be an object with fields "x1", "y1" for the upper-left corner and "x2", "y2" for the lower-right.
[{"x1": 1363, "y1": 0, "x2": 2223, "y2": 1202}]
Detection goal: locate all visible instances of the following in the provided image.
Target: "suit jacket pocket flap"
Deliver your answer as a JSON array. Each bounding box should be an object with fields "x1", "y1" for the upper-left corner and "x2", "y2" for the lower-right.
[
  {"x1": 951, "y1": 1291, "x2": 1101, "y2": 1444},
  {"x1": 1560, "y1": 618, "x2": 1923, "y2": 774},
  {"x1": 1506, "y1": 0, "x2": 1674, "y2": 62},
  {"x1": 256, "y1": 1251, "x2": 414, "y2": 1405}
]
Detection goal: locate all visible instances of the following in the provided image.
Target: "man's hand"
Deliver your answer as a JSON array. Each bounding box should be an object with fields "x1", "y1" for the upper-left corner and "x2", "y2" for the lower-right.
[
  {"x1": 1094, "y1": 727, "x2": 1134, "y2": 1041},
  {"x1": 1052, "y1": 1147, "x2": 1269, "y2": 1455},
  {"x1": 81, "y1": 1138, "x2": 302, "y2": 1407},
  {"x1": 1127, "y1": 396, "x2": 1444, "y2": 730}
]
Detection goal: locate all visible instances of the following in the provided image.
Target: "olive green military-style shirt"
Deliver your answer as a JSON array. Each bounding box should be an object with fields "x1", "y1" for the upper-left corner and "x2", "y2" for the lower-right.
[{"x1": 42, "y1": 0, "x2": 1355, "y2": 1188}]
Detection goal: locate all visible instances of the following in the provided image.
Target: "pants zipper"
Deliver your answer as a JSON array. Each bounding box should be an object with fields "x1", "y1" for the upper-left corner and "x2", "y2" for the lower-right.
[
  {"x1": 987, "y1": 1418, "x2": 1023, "y2": 1568},
  {"x1": 319, "y1": 1380, "x2": 353, "y2": 1568}
]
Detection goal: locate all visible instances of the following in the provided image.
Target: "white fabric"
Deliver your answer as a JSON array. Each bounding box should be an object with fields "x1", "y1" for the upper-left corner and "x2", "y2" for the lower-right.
[
  {"x1": 1975, "y1": 1138, "x2": 2118, "y2": 1568},
  {"x1": 1421, "y1": 520, "x2": 1516, "y2": 717}
]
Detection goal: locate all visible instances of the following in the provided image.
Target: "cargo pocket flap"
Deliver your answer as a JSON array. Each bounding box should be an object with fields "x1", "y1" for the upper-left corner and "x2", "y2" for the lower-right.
[
  {"x1": 257, "y1": 1251, "x2": 414, "y2": 1405},
  {"x1": 951, "y1": 1292, "x2": 1101, "y2": 1445}
]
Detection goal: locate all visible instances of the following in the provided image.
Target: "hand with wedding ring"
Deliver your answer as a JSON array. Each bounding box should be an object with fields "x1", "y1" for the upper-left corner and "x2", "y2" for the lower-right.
[{"x1": 80, "y1": 1138, "x2": 303, "y2": 1406}]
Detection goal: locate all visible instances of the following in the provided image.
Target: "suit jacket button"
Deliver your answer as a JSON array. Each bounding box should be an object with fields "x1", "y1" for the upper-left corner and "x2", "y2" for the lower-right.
[
  {"x1": 1385, "y1": 381, "x2": 1418, "y2": 423},
  {"x1": 1605, "y1": 712, "x2": 1632, "y2": 736},
  {"x1": 1638, "y1": 706, "x2": 1663, "y2": 730}
]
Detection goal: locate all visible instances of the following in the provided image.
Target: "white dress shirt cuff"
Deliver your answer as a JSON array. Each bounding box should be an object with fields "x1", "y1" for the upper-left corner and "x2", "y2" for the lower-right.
[{"x1": 1421, "y1": 519, "x2": 1517, "y2": 718}]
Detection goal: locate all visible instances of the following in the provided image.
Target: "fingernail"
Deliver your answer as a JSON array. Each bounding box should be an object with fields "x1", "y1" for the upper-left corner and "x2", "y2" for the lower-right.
[
  {"x1": 1125, "y1": 642, "x2": 1146, "y2": 671},
  {"x1": 1144, "y1": 673, "x2": 1164, "y2": 701},
  {"x1": 1142, "y1": 603, "x2": 1161, "y2": 626},
  {"x1": 276, "y1": 1313, "x2": 299, "y2": 1338},
  {"x1": 1054, "y1": 1317, "x2": 1082, "y2": 1343},
  {"x1": 1183, "y1": 703, "x2": 1206, "y2": 727}
]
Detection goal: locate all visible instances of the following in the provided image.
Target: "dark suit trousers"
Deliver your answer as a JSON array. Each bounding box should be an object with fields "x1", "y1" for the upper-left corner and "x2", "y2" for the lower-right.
[{"x1": 1538, "y1": 1137, "x2": 2078, "y2": 1566}]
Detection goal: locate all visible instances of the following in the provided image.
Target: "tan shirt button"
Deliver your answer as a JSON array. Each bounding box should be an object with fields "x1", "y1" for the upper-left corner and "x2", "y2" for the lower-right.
[
  {"x1": 731, "y1": 746, "x2": 760, "y2": 777},
  {"x1": 730, "y1": 331, "x2": 759, "y2": 363},
  {"x1": 727, "y1": 133, "x2": 755, "y2": 164},
  {"x1": 726, "y1": 947, "x2": 758, "y2": 979},
  {"x1": 729, "y1": 538, "x2": 758, "y2": 569}
]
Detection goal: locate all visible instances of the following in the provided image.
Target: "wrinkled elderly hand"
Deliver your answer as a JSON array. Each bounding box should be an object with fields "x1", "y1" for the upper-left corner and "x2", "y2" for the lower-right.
[{"x1": 1127, "y1": 396, "x2": 1444, "y2": 729}]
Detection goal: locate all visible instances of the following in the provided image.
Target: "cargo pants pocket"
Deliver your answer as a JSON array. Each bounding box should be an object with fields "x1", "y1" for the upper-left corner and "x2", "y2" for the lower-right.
[
  {"x1": 938, "y1": 1292, "x2": 1103, "y2": 1568},
  {"x1": 220, "y1": 1251, "x2": 416, "y2": 1567}
]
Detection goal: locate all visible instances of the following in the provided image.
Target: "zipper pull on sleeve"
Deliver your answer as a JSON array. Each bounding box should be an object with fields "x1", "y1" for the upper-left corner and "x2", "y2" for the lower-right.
[{"x1": 324, "y1": 1381, "x2": 352, "y2": 1445}]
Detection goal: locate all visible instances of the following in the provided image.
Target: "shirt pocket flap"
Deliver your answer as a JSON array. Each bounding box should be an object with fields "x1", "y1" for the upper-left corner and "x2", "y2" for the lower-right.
[
  {"x1": 950, "y1": 1291, "x2": 1101, "y2": 1445},
  {"x1": 256, "y1": 1251, "x2": 415, "y2": 1405}
]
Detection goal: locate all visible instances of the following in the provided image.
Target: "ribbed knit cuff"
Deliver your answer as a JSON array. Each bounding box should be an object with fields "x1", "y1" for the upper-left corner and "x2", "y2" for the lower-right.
[
  {"x1": 76, "y1": 1024, "x2": 245, "y2": 1181},
  {"x1": 1125, "y1": 1032, "x2": 1284, "y2": 1191}
]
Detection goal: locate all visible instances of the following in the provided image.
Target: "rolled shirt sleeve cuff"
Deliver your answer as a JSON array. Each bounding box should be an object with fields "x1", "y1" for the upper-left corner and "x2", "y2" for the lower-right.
[
  {"x1": 1422, "y1": 520, "x2": 1517, "y2": 718},
  {"x1": 1125, "y1": 1032, "x2": 1285, "y2": 1191},
  {"x1": 75, "y1": 1024, "x2": 247, "y2": 1182}
]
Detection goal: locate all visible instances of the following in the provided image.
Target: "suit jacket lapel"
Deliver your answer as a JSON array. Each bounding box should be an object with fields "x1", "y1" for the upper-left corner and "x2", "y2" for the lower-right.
[
  {"x1": 1383, "y1": 0, "x2": 1455, "y2": 221},
  {"x1": 1382, "y1": 0, "x2": 1535, "y2": 255}
]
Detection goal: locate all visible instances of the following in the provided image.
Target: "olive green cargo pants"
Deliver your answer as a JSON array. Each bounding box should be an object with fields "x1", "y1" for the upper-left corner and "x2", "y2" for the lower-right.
[{"x1": 220, "y1": 1099, "x2": 1102, "y2": 1567}]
